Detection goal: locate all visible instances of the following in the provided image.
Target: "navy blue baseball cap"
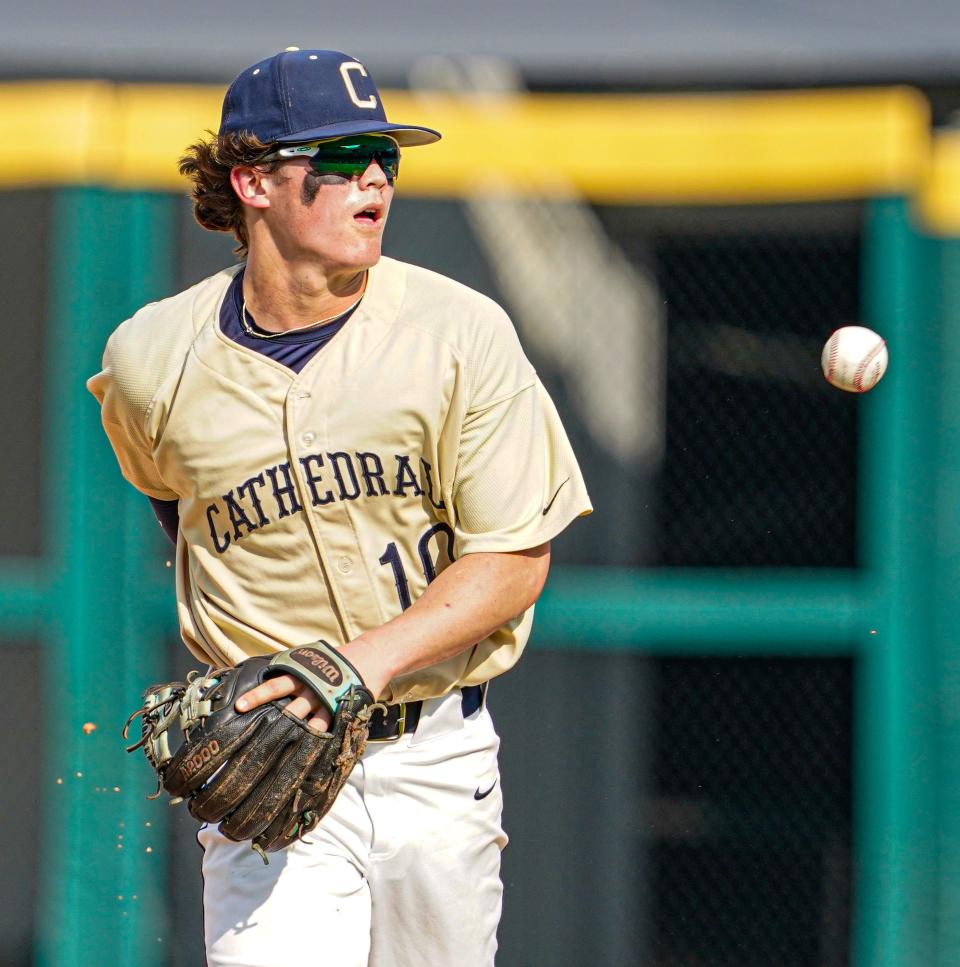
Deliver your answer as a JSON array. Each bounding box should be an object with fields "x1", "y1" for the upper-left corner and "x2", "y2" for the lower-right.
[{"x1": 219, "y1": 48, "x2": 441, "y2": 147}]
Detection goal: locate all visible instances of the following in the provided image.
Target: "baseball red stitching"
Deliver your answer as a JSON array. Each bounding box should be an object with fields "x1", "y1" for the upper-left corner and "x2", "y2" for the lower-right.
[
  {"x1": 827, "y1": 334, "x2": 839, "y2": 383},
  {"x1": 853, "y1": 339, "x2": 886, "y2": 392}
]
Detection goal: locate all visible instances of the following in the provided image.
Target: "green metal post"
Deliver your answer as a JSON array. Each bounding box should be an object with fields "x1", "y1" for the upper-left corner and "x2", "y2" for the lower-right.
[
  {"x1": 932, "y1": 236, "x2": 960, "y2": 966},
  {"x1": 35, "y1": 188, "x2": 175, "y2": 967},
  {"x1": 535, "y1": 568, "x2": 867, "y2": 653},
  {"x1": 854, "y1": 197, "x2": 941, "y2": 967},
  {"x1": 114, "y1": 192, "x2": 179, "y2": 967}
]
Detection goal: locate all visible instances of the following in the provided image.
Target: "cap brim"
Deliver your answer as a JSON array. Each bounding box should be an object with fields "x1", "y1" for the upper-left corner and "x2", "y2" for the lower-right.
[{"x1": 275, "y1": 120, "x2": 441, "y2": 147}]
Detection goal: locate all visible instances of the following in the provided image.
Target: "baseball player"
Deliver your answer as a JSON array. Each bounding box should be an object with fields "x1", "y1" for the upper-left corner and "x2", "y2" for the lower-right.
[{"x1": 89, "y1": 47, "x2": 591, "y2": 967}]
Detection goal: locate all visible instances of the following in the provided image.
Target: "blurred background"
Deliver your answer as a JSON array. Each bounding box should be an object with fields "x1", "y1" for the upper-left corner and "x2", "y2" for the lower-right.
[{"x1": 4, "y1": 2, "x2": 960, "y2": 965}]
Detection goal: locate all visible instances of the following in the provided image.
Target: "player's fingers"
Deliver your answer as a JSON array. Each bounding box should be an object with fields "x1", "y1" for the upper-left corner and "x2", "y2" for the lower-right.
[
  {"x1": 285, "y1": 695, "x2": 315, "y2": 720},
  {"x1": 308, "y1": 709, "x2": 333, "y2": 732},
  {"x1": 286, "y1": 690, "x2": 332, "y2": 731},
  {"x1": 235, "y1": 674, "x2": 296, "y2": 712}
]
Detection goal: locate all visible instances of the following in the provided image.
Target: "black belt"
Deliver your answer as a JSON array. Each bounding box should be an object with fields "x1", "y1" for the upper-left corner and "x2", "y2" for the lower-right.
[{"x1": 367, "y1": 684, "x2": 486, "y2": 742}]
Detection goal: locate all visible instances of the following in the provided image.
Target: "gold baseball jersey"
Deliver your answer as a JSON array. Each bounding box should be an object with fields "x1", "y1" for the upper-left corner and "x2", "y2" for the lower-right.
[{"x1": 88, "y1": 257, "x2": 591, "y2": 703}]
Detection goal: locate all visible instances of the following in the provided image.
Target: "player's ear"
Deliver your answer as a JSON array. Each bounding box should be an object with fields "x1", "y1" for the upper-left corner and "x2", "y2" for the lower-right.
[{"x1": 230, "y1": 165, "x2": 271, "y2": 210}]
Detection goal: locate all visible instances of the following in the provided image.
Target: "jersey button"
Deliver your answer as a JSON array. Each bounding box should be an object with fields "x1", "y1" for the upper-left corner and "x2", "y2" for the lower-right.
[
  {"x1": 302, "y1": 432, "x2": 315, "y2": 447},
  {"x1": 337, "y1": 556, "x2": 353, "y2": 574}
]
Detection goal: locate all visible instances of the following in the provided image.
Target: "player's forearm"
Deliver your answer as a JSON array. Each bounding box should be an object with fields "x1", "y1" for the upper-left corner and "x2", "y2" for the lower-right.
[{"x1": 341, "y1": 542, "x2": 551, "y2": 696}]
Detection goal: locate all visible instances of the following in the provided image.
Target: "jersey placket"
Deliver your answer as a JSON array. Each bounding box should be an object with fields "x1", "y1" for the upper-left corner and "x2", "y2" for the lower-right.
[{"x1": 284, "y1": 371, "x2": 384, "y2": 644}]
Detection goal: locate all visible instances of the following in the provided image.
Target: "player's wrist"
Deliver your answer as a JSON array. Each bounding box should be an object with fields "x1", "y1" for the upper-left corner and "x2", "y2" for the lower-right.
[{"x1": 339, "y1": 635, "x2": 394, "y2": 700}]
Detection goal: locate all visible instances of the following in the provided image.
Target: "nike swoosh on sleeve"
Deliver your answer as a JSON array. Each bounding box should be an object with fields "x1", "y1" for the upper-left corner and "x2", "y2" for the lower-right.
[{"x1": 542, "y1": 478, "x2": 570, "y2": 515}]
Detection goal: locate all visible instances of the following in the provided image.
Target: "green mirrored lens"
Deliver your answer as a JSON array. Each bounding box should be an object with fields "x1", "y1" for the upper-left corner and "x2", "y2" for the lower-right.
[{"x1": 307, "y1": 136, "x2": 400, "y2": 180}]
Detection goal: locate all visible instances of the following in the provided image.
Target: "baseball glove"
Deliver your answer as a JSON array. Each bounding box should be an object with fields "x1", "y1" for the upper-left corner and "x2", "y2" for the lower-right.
[{"x1": 123, "y1": 641, "x2": 380, "y2": 861}]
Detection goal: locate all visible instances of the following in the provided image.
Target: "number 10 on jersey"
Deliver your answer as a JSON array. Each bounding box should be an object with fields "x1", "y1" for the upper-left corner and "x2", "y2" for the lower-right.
[{"x1": 378, "y1": 523, "x2": 456, "y2": 610}]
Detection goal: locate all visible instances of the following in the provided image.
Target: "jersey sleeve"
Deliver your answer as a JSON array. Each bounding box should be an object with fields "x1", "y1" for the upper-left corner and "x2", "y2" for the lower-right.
[
  {"x1": 87, "y1": 331, "x2": 179, "y2": 501},
  {"x1": 450, "y1": 312, "x2": 592, "y2": 554}
]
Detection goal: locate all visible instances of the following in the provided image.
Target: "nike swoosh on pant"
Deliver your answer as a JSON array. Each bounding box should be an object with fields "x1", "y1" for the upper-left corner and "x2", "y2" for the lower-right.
[{"x1": 474, "y1": 779, "x2": 498, "y2": 800}]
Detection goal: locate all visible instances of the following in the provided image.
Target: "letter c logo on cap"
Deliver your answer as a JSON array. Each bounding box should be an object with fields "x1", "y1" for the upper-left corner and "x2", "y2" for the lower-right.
[{"x1": 340, "y1": 62, "x2": 377, "y2": 110}]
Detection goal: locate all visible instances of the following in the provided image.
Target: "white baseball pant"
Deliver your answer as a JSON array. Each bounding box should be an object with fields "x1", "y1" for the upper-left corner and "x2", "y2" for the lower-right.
[{"x1": 199, "y1": 690, "x2": 507, "y2": 966}]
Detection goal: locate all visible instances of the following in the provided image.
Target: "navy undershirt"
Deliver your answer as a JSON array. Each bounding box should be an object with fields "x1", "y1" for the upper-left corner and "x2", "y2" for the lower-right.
[
  {"x1": 149, "y1": 269, "x2": 359, "y2": 544},
  {"x1": 219, "y1": 267, "x2": 358, "y2": 373}
]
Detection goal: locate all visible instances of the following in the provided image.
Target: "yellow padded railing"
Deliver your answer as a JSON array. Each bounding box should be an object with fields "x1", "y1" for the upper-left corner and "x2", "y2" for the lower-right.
[
  {"x1": 916, "y1": 128, "x2": 960, "y2": 234},
  {"x1": 0, "y1": 81, "x2": 935, "y2": 205}
]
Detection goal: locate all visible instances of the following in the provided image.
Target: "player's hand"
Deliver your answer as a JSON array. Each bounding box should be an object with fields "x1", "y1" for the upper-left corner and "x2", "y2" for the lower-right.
[{"x1": 235, "y1": 674, "x2": 332, "y2": 732}]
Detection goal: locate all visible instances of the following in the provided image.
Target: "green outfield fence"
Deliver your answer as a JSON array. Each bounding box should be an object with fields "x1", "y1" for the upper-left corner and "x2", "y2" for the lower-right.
[{"x1": 3, "y1": 83, "x2": 960, "y2": 966}]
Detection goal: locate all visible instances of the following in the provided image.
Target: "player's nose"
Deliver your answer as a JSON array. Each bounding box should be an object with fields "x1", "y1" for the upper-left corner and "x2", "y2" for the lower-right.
[{"x1": 358, "y1": 159, "x2": 389, "y2": 189}]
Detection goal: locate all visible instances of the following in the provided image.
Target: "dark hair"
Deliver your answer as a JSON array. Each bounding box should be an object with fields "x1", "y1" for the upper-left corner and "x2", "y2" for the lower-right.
[{"x1": 178, "y1": 131, "x2": 283, "y2": 257}]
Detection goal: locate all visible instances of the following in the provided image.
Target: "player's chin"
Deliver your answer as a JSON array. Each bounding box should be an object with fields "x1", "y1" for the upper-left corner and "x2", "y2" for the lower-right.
[
  {"x1": 325, "y1": 245, "x2": 382, "y2": 277},
  {"x1": 343, "y1": 232, "x2": 385, "y2": 266}
]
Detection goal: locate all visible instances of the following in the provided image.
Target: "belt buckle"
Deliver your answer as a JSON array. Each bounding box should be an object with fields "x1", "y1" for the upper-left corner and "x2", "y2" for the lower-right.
[{"x1": 366, "y1": 702, "x2": 405, "y2": 744}]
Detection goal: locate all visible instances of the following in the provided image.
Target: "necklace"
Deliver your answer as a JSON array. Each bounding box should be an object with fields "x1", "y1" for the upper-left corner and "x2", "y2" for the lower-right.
[{"x1": 240, "y1": 293, "x2": 364, "y2": 341}]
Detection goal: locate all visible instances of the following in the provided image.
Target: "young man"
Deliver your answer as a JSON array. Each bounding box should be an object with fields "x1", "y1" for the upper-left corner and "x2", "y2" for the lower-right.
[{"x1": 89, "y1": 48, "x2": 591, "y2": 967}]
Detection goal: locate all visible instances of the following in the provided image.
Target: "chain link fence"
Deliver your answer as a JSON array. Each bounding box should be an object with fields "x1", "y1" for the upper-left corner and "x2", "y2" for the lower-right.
[
  {"x1": 648, "y1": 656, "x2": 852, "y2": 967},
  {"x1": 647, "y1": 215, "x2": 861, "y2": 568},
  {"x1": 492, "y1": 651, "x2": 853, "y2": 967}
]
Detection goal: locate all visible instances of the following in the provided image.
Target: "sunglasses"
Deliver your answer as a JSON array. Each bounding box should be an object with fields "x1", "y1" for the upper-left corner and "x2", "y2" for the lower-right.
[{"x1": 265, "y1": 135, "x2": 401, "y2": 181}]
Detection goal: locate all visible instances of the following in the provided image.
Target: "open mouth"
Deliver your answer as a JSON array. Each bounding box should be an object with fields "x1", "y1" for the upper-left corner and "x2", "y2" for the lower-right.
[{"x1": 354, "y1": 207, "x2": 382, "y2": 225}]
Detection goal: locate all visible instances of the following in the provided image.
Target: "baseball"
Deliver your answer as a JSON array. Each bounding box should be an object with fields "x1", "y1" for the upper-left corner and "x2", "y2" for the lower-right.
[{"x1": 820, "y1": 326, "x2": 888, "y2": 393}]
